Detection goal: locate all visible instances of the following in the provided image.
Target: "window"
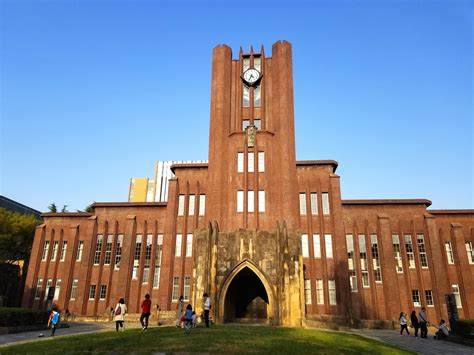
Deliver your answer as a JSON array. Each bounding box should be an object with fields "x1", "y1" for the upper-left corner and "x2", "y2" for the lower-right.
[
  {"x1": 248, "y1": 152, "x2": 254, "y2": 172},
  {"x1": 70, "y1": 279, "x2": 78, "y2": 300},
  {"x1": 42, "y1": 241, "x2": 50, "y2": 261},
  {"x1": 253, "y1": 56, "x2": 261, "y2": 71},
  {"x1": 171, "y1": 277, "x2": 180, "y2": 301},
  {"x1": 178, "y1": 195, "x2": 185, "y2": 216},
  {"x1": 258, "y1": 152, "x2": 265, "y2": 172},
  {"x1": 304, "y1": 279, "x2": 312, "y2": 305},
  {"x1": 405, "y1": 235, "x2": 416, "y2": 268},
  {"x1": 35, "y1": 278, "x2": 43, "y2": 299},
  {"x1": 412, "y1": 289, "x2": 421, "y2": 307},
  {"x1": 299, "y1": 193, "x2": 307, "y2": 215},
  {"x1": 349, "y1": 271, "x2": 358, "y2": 292},
  {"x1": 301, "y1": 234, "x2": 309, "y2": 258},
  {"x1": 188, "y1": 195, "x2": 195, "y2": 216},
  {"x1": 237, "y1": 191, "x2": 244, "y2": 212},
  {"x1": 417, "y1": 234, "x2": 428, "y2": 268},
  {"x1": 325, "y1": 234, "x2": 333, "y2": 259},
  {"x1": 243, "y1": 56, "x2": 250, "y2": 72},
  {"x1": 313, "y1": 234, "x2": 321, "y2": 258},
  {"x1": 153, "y1": 235, "x2": 163, "y2": 289},
  {"x1": 183, "y1": 276, "x2": 191, "y2": 301},
  {"x1": 310, "y1": 193, "x2": 318, "y2": 215},
  {"x1": 328, "y1": 280, "x2": 337, "y2": 305},
  {"x1": 94, "y1": 235, "x2": 103, "y2": 265},
  {"x1": 186, "y1": 234, "x2": 193, "y2": 257},
  {"x1": 89, "y1": 285, "x2": 96, "y2": 300},
  {"x1": 199, "y1": 194, "x2": 206, "y2": 216},
  {"x1": 242, "y1": 120, "x2": 250, "y2": 131},
  {"x1": 316, "y1": 279, "x2": 324, "y2": 305},
  {"x1": 466, "y1": 242, "x2": 474, "y2": 264},
  {"x1": 114, "y1": 234, "x2": 123, "y2": 269},
  {"x1": 359, "y1": 235, "x2": 369, "y2": 287},
  {"x1": 425, "y1": 290, "x2": 434, "y2": 306},
  {"x1": 51, "y1": 241, "x2": 59, "y2": 261},
  {"x1": 76, "y1": 241, "x2": 84, "y2": 262},
  {"x1": 392, "y1": 235, "x2": 403, "y2": 273},
  {"x1": 258, "y1": 190, "x2": 265, "y2": 212},
  {"x1": 53, "y1": 279, "x2": 61, "y2": 300},
  {"x1": 60, "y1": 241, "x2": 67, "y2": 261},
  {"x1": 322, "y1": 193, "x2": 330, "y2": 215},
  {"x1": 132, "y1": 234, "x2": 142, "y2": 279},
  {"x1": 99, "y1": 285, "x2": 107, "y2": 300},
  {"x1": 243, "y1": 85, "x2": 250, "y2": 107},
  {"x1": 44, "y1": 279, "x2": 52, "y2": 301},
  {"x1": 346, "y1": 234, "x2": 354, "y2": 270},
  {"x1": 254, "y1": 85, "x2": 261, "y2": 107},
  {"x1": 371, "y1": 235, "x2": 382, "y2": 282},
  {"x1": 445, "y1": 242, "x2": 454, "y2": 264},
  {"x1": 452, "y1": 284, "x2": 462, "y2": 308},
  {"x1": 104, "y1": 235, "x2": 113, "y2": 265},
  {"x1": 247, "y1": 190, "x2": 254, "y2": 212},
  {"x1": 254, "y1": 119, "x2": 261, "y2": 130},
  {"x1": 175, "y1": 234, "x2": 182, "y2": 257},
  {"x1": 142, "y1": 234, "x2": 152, "y2": 283},
  {"x1": 237, "y1": 152, "x2": 244, "y2": 173}
]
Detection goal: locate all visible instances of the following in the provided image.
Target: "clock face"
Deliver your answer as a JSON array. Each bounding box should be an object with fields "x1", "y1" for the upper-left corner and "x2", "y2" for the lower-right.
[{"x1": 242, "y1": 68, "x2": 261, "y2": 85}]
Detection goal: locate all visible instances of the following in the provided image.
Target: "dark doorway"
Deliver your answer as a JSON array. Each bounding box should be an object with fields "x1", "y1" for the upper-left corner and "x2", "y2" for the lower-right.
[{"x1": 223, "y1": 266, "x2": 269, "y2": 323}]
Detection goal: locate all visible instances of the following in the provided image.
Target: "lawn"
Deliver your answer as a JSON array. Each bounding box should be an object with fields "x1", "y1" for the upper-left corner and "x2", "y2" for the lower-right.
[{"x1": 0, "y1": 325, "x2": 413, "y2": 354}]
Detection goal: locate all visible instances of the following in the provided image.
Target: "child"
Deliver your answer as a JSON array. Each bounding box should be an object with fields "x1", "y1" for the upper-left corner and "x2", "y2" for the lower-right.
[
  {"x1": 191, "y1": 311, "x2": 197, "y2": 327},
  {"x1": 434, "y1": 319, "x2": 449, "y2": 340},
  {"x1": 399, "y1": 312, "x2": 410, "y2": 336},
  {"x1": 48, "y1": 306, "x2": 60, "y2": 336},
  {"x1": 184, "y1": 304, "x2": 193, "y2": 328}
]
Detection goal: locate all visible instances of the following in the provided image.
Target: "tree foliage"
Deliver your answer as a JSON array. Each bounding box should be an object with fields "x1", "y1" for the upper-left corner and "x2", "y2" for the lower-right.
[{"x1": 47, "y1": 203, "x2": 57, "y2": 213}]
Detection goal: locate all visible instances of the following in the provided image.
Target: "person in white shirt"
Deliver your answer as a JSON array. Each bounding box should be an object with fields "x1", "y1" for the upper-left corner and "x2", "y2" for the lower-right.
[
  {"x1": 114, "y1": 298, "x2": 127, "y2": 332},
  {"x1": 203, "y1": 293, "x2": 211, "y2": 328},
  {"x1": 399, "y1": 312, "x2": 410, "y2": 335},
  {"x1": 434, "y1": 319, "x2": 449, "y2": 340}
]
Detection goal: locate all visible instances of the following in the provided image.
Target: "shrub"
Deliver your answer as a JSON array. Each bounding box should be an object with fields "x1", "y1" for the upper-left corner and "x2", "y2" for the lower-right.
[
  {"x1": 455, "y1": 319, "x2": 474, "y2": 337},
  {"x1": 0, "y1": 307, "x2": 49, "y2": 327}
]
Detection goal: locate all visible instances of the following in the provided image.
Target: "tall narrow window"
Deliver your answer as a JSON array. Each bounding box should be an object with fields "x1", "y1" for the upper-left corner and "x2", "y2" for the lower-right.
[
  {"x1": 70, "y1": 279, "x2": 78, "y2": 300},
  {"x1": 199, "y1": 194, "x2": 206, "y2": 216},
  {"x1": 35, "y1": 278, "x2": 43, "y2": 299},
  {"x1": 60, "y1": 241, "x2": 67, "y2": 262},
  {"x1": 248, "y1": 190, "x2": 254, "y2": 212},
  {"x1": 325, "y1": 234, "x2": 333, "y2": 259},
  {"x1": 313, "y1": 234, "x2": 321, "y2": 258},
  {"x1": 248, "y1": 152, "x2": 254, "y2": 172},
  {"x1": 316, "y1": 279, "x2": 324, "y2": 305},
  {"x1": 328, "y1": 280, "x2": 337, "y2": 305},
  {"x1": 89, "y1": 285, "x2": 96, "y2": 300},
  {"x1": 94, "y1": 235, "x2": 103, "y2": 265},
  {"x1": 142, "y1": 234, "x2": 152, "y2": 283},
  {"x1": 171, "y1": 277, "x2": 180, "y2": 301},
  {"x1": 466, "y1": 242, "x2": 474, "y2": 264},
  {"x1": 42, "y1": 241, "x2": 50, "y2": 261},
  {"x1": 243, "y1": 85, "x2": 250, "y2": 107},
  {"x1": 253, "y1": 56, "x2": 261, "y2": 71},
  {"x1": 346, "y1": 234, "x2": 355, "y2": 270},
  {"x1": 99, "y1": 285, "x2": 107, "y2": 300},
  {"x1": 417, "y1": 234, "x2": 428, "y2": 268},
  {"x1": 392, "y1": 235, "x2": 403, "y2": 273},
  {"x1": 371, "y1": 235, "x2": 382, "y2": 282},
  {"x1": 304, "y1": 279, "x2": 312, "y2": 305},
  {"x1": 299, "y1": 193, "x2": 307, "y2": 215},
  {"x1": 243, "y1": 57, "x2": 250, "y2": 72},
  {"x1": 53, "y1": 279, "x2": 61, "y2": 300},
  {"x1": 237, "y1": 191, "x2": 244, "y2": 212},
  {"x1": 132, "y1": 234, "x2": 142, "y2": 279},
  {"x1": 177, "y1": 195, "x2": 185, "y2": 216},
  {"x1": 44, "y1": 279, "x2": 53, "y2": 301},
  {"x1": 254, "y1": 119, "x2": 261, "y2": 130},
  {"x1": 188, "y1": 195, "x2": 195, "y2": 216},
  {"x1": 183, "y1": 276, "x2": 191, "y2": 301},
  {"x1": 310, "y1": 193, "x2": 318, "y2": 215},
  {"x1": 445, "y1": 242, "x2": 454, "y2": 264},
  {"x1": 301, "y1": 234, "x2": 309, "y2": 258},
  {"x1": 452, "y1": 284, "x2": 462, "y2": 308},
  {"x1": 76, "y1": 241, "x2": 84, "y2": 262},
  {"x1": 104, "y1": 235, "x2": 113, "y2": 265},
  {"x1": 258, "y1": 152, "x2": 265, "y2": 172},
  {"x1": 114, "y1": 234, "x2": 123, "y2": 269},
  {"x1": 254, "y1": 85, "x2": 261, "y2": 107},
  {"x1": 412, "y1": 289, "x2": 420, "y2": 307},
  {"x1": 258, "y1": 190, "x2": 265, "y2": 212},
  {"x1": 186, "y1": 234, "x2": 193, "y2": 257},
  {"x1": 425, "y1": 290, "x2": 434, "y2": 306},
  {"x1": 175, "y1": 234, "x2": 182, "y2": 257},
  {"x1": 405, "y1": 235, "x2": 416, "y2": 268},
  {"x1": 242, "y1": 119, "x2": 250, "y2": 131},
  {"x1": 359, "y1": 235, "x2": 369, "y2": 287},
  {"x1": 51, "y1": 241, "x2": 59, "y2": 261},
  {"x1": 237, "y1": 152, "x2": 244, "y2": 173},
  {"x1": 322, "y1": 193, "x2": 330, "y2": 215},
  {"x1": 153, "y1": 234, "x2": 163, "y2": 289}
]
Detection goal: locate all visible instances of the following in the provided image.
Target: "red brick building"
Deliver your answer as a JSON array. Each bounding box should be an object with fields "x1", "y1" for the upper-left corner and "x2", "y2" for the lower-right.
[{"x1": 23, "y1": 41, "x2": 473, "y2": 326}]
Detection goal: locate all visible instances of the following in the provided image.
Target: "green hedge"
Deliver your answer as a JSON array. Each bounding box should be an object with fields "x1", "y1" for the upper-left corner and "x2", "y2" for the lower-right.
[
  {"x1": 0, "y1": 307, "x2": 49, "y2": 327},
  {"x1": 455, "y1": 319, "x2": 474, "y2": 337}
]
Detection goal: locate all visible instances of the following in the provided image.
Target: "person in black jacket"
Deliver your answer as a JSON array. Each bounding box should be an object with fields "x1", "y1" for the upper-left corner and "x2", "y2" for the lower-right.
[{"x1": 410, "y1": 310, "x2": 420, "y2": 337}]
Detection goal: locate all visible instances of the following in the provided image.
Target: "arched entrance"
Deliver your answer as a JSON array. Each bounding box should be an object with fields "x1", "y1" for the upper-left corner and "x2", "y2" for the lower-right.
[{"x1": 218, "y1": 261, "x2": 275, "y2": 324}]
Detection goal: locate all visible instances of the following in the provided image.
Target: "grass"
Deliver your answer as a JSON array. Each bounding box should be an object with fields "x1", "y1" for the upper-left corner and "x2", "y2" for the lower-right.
[{"x1": 0, "y1": 325, "x2": 413, "y2": 354}]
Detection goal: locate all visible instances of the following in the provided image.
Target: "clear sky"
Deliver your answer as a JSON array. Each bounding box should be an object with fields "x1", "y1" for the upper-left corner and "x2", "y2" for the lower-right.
[{"x1": 1, "y1": 0, "x2": 472, "y2": 212}]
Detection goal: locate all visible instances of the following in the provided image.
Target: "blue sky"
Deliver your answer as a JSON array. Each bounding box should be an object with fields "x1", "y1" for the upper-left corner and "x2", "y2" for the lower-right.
[{"x1": 1, "y1": 0, "x2": 472, "y2": 211}]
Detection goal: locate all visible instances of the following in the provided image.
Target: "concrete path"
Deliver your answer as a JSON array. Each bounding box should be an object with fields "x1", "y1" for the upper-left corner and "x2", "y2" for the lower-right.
[{"x1": 353, "y1": 328, "x2": 474, "y2": 355}]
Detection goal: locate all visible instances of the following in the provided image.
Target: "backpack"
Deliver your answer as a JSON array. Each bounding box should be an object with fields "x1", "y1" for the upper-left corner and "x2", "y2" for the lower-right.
[
  {"x1": 115, "y1": 305, "x2": 122, "y2": 316},
  {"x1": 51, "y1": 311, "x2": 59, "y2": 325}
]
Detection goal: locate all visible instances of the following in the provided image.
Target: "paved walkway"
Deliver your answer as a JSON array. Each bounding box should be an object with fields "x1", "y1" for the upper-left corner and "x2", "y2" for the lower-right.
[{"x1": 353, "y1": 328, "x2": 474, "y2": 355}]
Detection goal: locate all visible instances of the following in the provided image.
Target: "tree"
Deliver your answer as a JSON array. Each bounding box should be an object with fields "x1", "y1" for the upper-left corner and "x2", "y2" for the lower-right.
[
  {"x1": 61, "y1": 205, "x2": 68, "y2": 213},
  {"x1": 47, "y1": 203, "x2": 57, "y2": 213},
  {"x1": 84, "y1": 203, "x2": 94, "y2": 213}
]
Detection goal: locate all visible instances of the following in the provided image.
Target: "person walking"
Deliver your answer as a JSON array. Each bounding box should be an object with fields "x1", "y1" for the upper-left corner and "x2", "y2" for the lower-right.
[
  {"x1": 419, "y1": 307, "x2": 428, "y2": 338},
  {"x1": 47, "y1": 306, "x2": 60, "y2": 336},
  {"x1": 410, "y1": 310, "x2": 420, "y2": 337},
  {"x1": 176, "y1": 296, "x2": 184, "y2": 328},
  {"x1": 203, "y1": 293, "x2": 211, "y2": 328},
  {"x1": 399, "y1": 312, "x2": 410, "y2": 336},
  {"x1": 114, "y1": 298, "x2": 127, "y2": 332},
  {"x1": 140, "y1": 294, "x2": 152, "y2": 331}
]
